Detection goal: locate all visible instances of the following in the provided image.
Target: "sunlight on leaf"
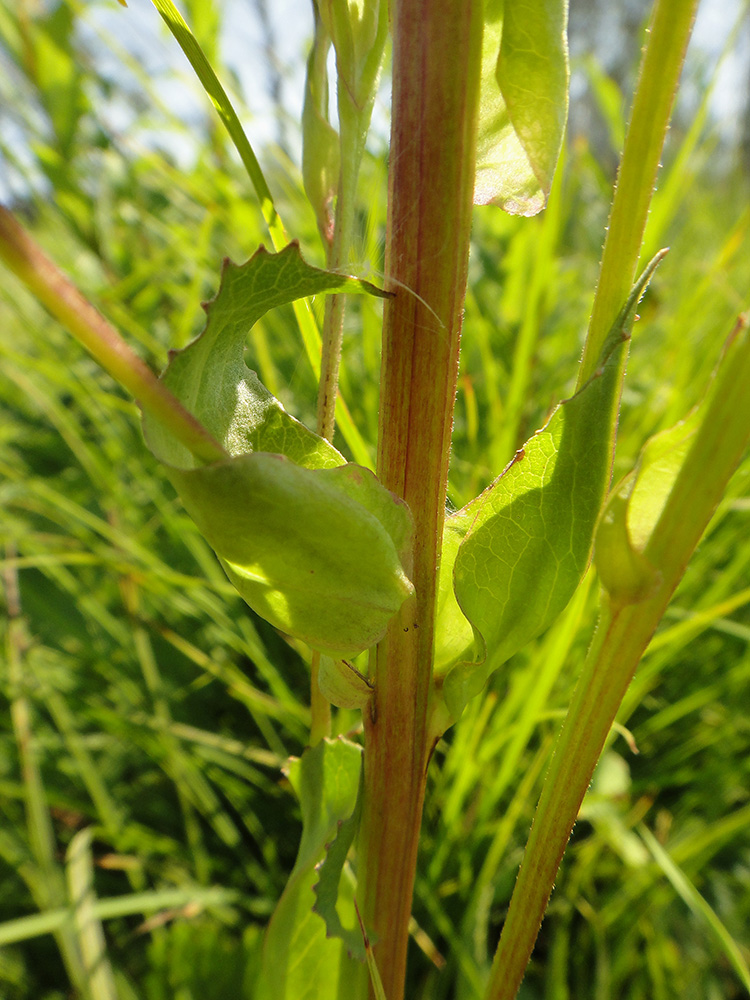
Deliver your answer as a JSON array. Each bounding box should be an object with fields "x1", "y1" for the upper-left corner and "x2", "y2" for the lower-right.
[
  {"x1": 434, "y1": 256, "x2": 663, "y2": 722},
  {"x1": 475, "y1": 0, "x2": 569, "y2": 215},
  {"x1": 142, "y1": 243, "x2": 411, "y2": 659}
]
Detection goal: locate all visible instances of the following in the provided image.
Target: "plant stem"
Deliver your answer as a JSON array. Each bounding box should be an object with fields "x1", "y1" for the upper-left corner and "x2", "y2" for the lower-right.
[
  {"x1": 577, "y1": 0, "x2": 699, "y2": 387},
  {"x1": 484, "y1": 314, "x2": 750, "y2": 1000},
  {"x1": 311, "y1": 7, "x2": 387, "y2": 741},
  {"x1": 356, "y1": 3, "x2": 482, "y2": 997},
  {"x1": 309, "y1": 651, "x2": 331, "y2": 745},
  {"x1": 316, "y1": 125, "x2": 361, "y2": 443},
  {"x1": 0, "y1": 206, "x2": 226, "y2": 466}
]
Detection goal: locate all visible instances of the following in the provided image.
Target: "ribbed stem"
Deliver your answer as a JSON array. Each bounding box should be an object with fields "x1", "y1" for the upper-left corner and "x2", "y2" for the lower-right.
[{"x1": 355, "y1": 3, "x2": 483, "y2": 998}]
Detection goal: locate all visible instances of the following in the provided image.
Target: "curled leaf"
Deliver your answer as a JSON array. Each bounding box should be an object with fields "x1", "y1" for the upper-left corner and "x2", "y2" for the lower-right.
[
  {"x1": 318, "y1": 656, "x2": 373, "y2": 711},
  {"x1": 142, "y1": 243, "x2": 412, "y2": 657},
  {"x1": 142, "y1": 242, "x2": 389, "y2": 469}
]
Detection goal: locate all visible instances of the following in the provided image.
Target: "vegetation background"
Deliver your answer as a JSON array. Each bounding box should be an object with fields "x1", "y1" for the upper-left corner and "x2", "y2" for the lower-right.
[{"x1": 1, "y1": 1, "x2": 749, "y2": 998}]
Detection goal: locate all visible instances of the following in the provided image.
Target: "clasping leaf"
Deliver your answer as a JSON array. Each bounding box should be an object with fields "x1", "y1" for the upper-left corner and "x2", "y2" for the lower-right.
[
  {"x1": 142, "y1": 242, "x2": 413, "y2": 659},
  {"x1": 434, "y1": 255, "x2": 664, "y2": 723}
]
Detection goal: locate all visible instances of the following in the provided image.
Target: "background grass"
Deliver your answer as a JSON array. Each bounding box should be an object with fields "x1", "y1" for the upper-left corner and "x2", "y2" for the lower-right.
[{"x1": 1, "y1": 1, "x2": 749, "y2": 998}]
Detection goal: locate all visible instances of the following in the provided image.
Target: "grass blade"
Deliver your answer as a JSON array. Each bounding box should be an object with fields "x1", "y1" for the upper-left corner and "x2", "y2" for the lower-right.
[{"x1": 638, "y1": 823, "x2": 750, "y2": 995}]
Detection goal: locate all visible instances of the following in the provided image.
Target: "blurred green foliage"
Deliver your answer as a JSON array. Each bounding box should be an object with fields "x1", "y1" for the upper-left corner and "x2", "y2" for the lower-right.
[{"x1": 0, "y1": 1, "x2": 749, "y2": 998}]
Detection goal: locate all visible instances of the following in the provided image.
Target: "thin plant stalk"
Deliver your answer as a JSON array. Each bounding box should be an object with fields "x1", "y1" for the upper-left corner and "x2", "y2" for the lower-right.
[
  {"x1": 0, "y1": 207, "x2": 226, "y2": 466},
  {"x1": 355, "y1": 2, "x2": 483, "y2": 997},
  {"x1": 311, "y1": 2, "x2": 388, "y2": 741},
  {"x1": 577, "y1": 0, "x2": 699, "y2": 387}
]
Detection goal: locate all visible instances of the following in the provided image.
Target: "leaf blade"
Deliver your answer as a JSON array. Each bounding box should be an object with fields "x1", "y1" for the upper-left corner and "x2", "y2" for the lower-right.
[
  {"x1": 435, "y1": 256, "x2": 664, "y2": 721},
  {"x1": 142, "y1": 243, "x2": 409, "y2": 658},
  {"x1": 475, "y1": 0, "x2": 569, "y2": 215},
  {"x1": 257, "y1": 739, "x2": 363, "y2": 1000}
]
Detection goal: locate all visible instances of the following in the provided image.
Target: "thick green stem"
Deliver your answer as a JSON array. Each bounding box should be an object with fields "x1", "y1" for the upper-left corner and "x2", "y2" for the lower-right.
[
  {"x1": 577, "y1": 0, "x2": 699, "y2": 387},
  {"x1": 309, "y1": 651, "x2": 331, "y2": 746},
  {"x1": 356, "y1": 3, "x2": 482, "y2": 998}
]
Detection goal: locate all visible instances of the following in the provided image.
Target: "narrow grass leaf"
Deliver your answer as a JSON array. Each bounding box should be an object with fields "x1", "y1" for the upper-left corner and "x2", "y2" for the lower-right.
[
  {"x1": 0, "y1": 887, "x2": 239, "y2": 947},
  {"x1": 66, "y1": 828, "x2": 119, "y2": 1000},
  {"x1": 149, "y1": 0, "x2": 286, "y2": 248},
  {"x1": 639, "y1": 823, "x2": 750, "y2": 994}
]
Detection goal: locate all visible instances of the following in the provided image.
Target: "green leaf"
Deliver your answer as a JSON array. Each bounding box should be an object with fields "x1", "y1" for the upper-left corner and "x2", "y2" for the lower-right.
[
  {"x1": 143, "y1": 242, "x2": 387, "y2": 469},
  {"x1": 317, "y1": 656, "x2": 374, "y2": 710},
  {"x1": 257, "y1": 738, "x2": 362, "y2": 1000},
  {"x1": 170, "y1": 458, "x2": 413, "y2": 658},
  {"x1": 435, "y1": 257, "x2": 662, "y2": 722},
  {"x1": 143, "y1": 243, "x2": 411, "y2": 659},
  {"x1": 312, "y1": 763, "x2": 365, "y2": 960},
  {"x1": 594, "y1": 356, "x2": 714, "y2": 606},
  {"x1": 475, "y1": 0, "x2": 569, "y2": 215}
]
